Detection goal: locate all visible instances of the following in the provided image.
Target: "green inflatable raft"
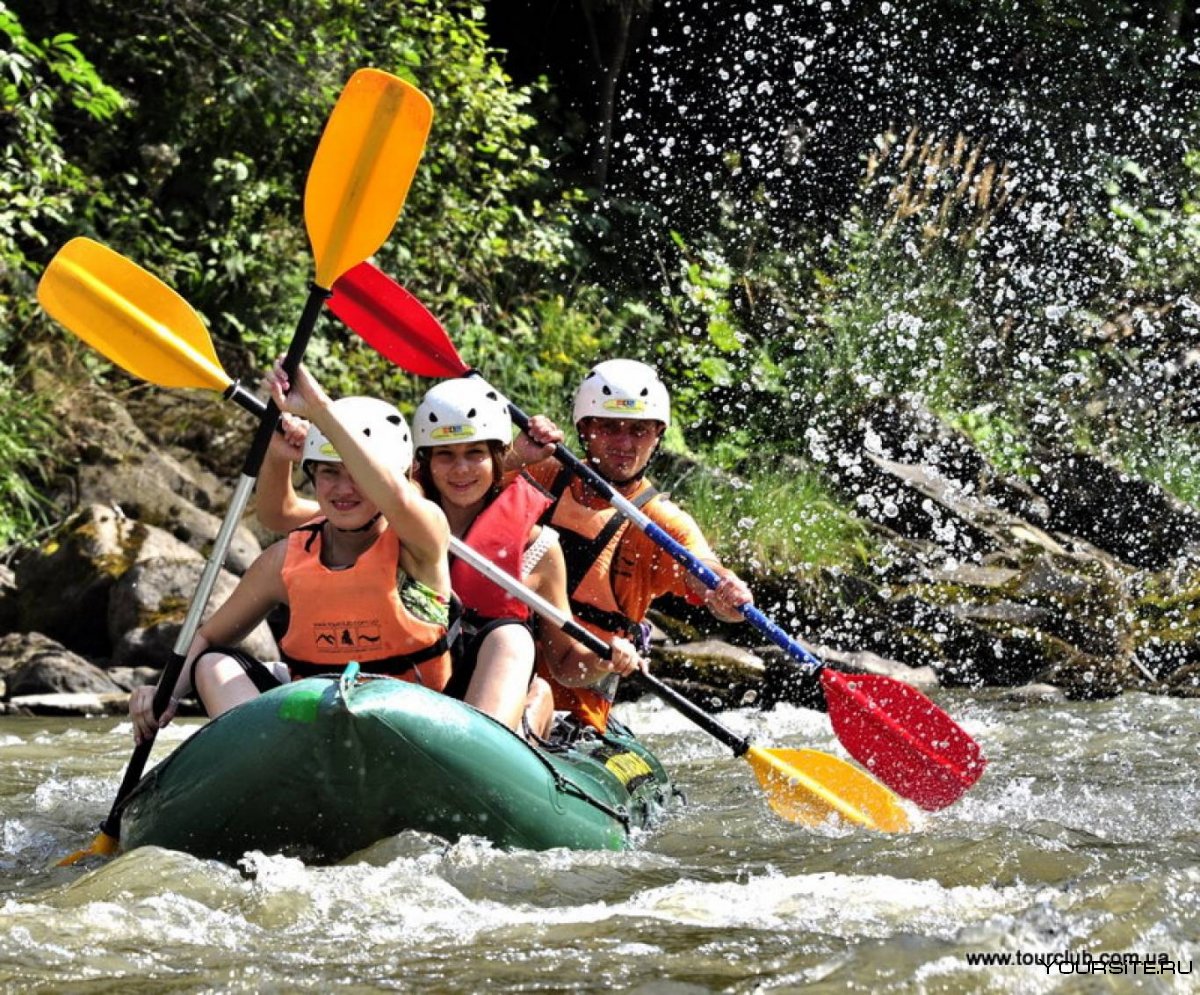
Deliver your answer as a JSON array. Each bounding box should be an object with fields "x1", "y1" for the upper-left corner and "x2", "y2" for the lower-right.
[{"x1": 118, "y1": 669, "x2": 675, "y2": 864}]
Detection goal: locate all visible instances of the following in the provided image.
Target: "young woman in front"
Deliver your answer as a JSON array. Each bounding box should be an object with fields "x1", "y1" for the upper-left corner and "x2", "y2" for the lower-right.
[{"x1": 129, "y1": 367, "x2": 452, "y2": 744}]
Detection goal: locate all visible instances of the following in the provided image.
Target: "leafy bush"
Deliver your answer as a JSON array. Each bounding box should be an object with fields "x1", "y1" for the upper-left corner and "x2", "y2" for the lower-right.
[
  {"x1": 0, "y1": 6, "x2": 123, "y2": 354},
  {"x1": 0, "y1": 372, "x2": 52, "y2": 546},
  {"x1": 663, "y1": 464, "x2": 872, "y2": 578}
]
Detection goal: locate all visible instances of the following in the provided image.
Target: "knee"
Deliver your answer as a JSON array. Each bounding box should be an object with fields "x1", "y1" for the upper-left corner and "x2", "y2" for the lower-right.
[
  {"x1": 480, "y1": 625, "x2": 535, "y2": 666},
  {"x1": 192, "y1": 650, "x2": 234, "y2": 698},
  {"x1": 525, "y1": 676, "x2": 554, "y2": 739},
  {"x1": 527, "y1": 675, "x2": 552, "y2": 706}
]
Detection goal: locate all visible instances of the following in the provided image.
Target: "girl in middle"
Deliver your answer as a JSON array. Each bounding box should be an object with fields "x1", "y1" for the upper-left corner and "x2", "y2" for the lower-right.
[{"x1": 258, "y1": 374, "x2": 644, "y2": 736}]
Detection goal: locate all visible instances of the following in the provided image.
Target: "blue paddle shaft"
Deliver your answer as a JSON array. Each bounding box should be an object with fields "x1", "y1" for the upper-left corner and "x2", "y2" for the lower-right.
[{"x1": 485, "y1": 385, "x2": 825, "y2": 678}]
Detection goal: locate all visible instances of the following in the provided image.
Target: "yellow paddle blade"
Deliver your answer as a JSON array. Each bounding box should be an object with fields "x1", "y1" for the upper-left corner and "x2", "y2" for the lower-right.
[
  {"x1": 37, "y1": 238, "x2": 232, "y2": 393},
  {"x1": 305, "y1": 69, "x2": 433, "y2": 289},
  {"x1": 746, "y1": 745, "x2": 912, "y2": 833},
  {"x1": 55, "y1": 829, "x2": 120, "y2": 867}
]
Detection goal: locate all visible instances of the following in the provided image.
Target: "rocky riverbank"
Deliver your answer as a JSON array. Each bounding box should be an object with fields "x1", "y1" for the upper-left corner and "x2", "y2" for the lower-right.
[{"x1": 2, "y1": 379, "x2": 1199, "y2": 717}]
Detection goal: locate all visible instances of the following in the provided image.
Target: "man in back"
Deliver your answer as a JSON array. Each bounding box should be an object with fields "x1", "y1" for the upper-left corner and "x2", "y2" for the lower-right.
[{"x1": 516, "y1": 359, "x2": 753, "y2": 733}]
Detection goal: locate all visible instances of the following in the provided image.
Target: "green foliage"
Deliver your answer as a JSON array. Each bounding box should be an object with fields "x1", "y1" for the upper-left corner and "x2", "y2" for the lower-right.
[
  {"x1": 664, "y1": 464, "x2": 873, "y2": 577},
  {"x1": 1104, "y1": 151, "x2": 1200, "y2": 296},
  {"x1": 4, "y1": 0, "x2": 1200, "y2": 564},
  {"x1": 10, "y1": 0, "x2": 583, "y2": 381},
  {"x1": 370, "y1": 1, "x2": 584, "y2": 311},
  {"x1": 0, "y1": 5, "x2": 125, "y2": 543},
  {"x1": 0, "y1": 4, "x2": 124, "y2": 351},
  {"x1": 949, "y1": 406, "x2": 1032, "y2": 477},
  {"x1": 0, "y1": 371, "x2": 52, "y2": 545}
]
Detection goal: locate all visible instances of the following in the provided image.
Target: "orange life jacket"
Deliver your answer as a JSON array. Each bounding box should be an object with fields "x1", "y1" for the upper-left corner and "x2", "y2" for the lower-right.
[
  {"x1": 450, "y1": 473, "x2": 553, "y2": 621},
  {"x1": 535, "y1": 467, "x2": 659, "y2": 731},
  {"x1": 279, "y1": 522, "x2": 451, "y2": 689}
]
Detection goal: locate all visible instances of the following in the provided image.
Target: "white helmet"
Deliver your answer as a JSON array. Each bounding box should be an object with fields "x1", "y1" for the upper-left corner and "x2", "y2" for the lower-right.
[
  {"x1": 572, "y1": 359, "x2": 671, "y2": 427},
  {"x1": 413, "y1": 378, "x2": 512, "y2": 449},
  {"x1": 302, "y1": 396, "x2": 413, "y2": 479}
]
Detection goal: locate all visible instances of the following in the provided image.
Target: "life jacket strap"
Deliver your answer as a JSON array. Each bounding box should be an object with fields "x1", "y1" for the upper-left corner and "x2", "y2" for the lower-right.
[{"x1": 281, "y1": 635, "x2": 449, "y2": 679}]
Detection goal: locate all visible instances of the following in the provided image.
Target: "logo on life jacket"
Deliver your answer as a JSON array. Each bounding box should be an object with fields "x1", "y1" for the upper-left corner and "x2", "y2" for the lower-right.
[
  {"x1": 430, "y1": 423, "x2": 474, "y2": 441},
  {"x1": 602, "y1": 398, "x2": 646, "y2": 414}
]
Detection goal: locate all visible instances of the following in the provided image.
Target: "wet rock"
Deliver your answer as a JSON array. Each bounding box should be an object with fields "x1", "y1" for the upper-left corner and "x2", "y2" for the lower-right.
[
  {"x1": 651, "y1": 639, "x2": 765, "y2": 677},
  {"x1": 48, "y1": 382, "x2": 261, "y2": 574},
  {"x1": 1032, "y1": 447, "x2": 1200, "y2": 570},
  {"x1": 12, "y1": 506, "x2": 203, "y2": 656},
  {"x1": 0, "y1": 563, "x2": 15, "y2": 635},
  {"x1": 6, "y1": 691, "x2": 129, "y2": 716},
  {"x1": 999, "y1": 683, "x2": 1069, "y2": 703},
  {"x1": 1163, "y1": 663, "x2": 1200, "y2": 696},
  {"x1": 760, "y1": 641, "x2": 938, "y2": 711},
  {"x1": 641, "y1": 640, "x2": 766, "y2": 710},
  {"x1": 815, "y1": 397, "x2": 1049, "y2": 555},
  {"x1": 108, "y1": 557, "x2": 278, "y2": 669},
  {"x1": 1036, "y1": 653, "x2": 1138, "y2": 700},
  {"x1": 0, "y1": 632, "x2": 123, "y2": 696},
  {"x1": 75, "y1": 462, "x2": 260, "y2": 575},
  {"x1": 104, "y1": 665, "x2": 162, "y2": 692},
  {"x1": 121, "y1": 381, "x2": 262, "y2": 483}
]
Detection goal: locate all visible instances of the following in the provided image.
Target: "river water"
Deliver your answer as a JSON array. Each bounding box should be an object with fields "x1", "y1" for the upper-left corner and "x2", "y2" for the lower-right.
[{"x1": 1, "y1": 690, "x2": 1196, "y2": 993}]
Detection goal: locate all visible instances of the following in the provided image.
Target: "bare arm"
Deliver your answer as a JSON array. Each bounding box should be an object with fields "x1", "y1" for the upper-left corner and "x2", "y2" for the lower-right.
[
  {"x1": 530, "y1": 542, "x2": 644, "y2": 687},
  {"x1": 256, "y1": 413, "x2": 319, "y2": 532},
  {"x1": 129, "y1": 542, "x2": 288, "y2": 742}
]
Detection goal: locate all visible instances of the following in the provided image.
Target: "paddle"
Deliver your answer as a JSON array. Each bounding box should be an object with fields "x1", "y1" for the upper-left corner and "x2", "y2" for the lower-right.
[
  {"x1": 327, "y1": 263, "x2": 986, "y2": 811},
  {"x1": 41, "y1": 69, "x2": 433, "y2": 864},
  {"x1": 445, "y1": 534, "x2": 911, "y2": 833}
]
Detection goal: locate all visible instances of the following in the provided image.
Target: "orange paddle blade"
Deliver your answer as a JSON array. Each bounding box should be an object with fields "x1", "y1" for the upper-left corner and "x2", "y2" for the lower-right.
[
  {"x1": 305, "y1": 69, "x2": 433, "y2": 288},
  {"x1": 55, "y1": 829, "x2": 120, "y2": 867},
  {"x1": 746, "y1": 746, "x2": 911, "y2": 833},
  {"x1": 37, "y1": 238, "x2": 231, "y2": 392}
]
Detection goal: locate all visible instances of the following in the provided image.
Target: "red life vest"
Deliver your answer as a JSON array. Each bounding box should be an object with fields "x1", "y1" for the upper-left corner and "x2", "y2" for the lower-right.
[
  {"x1": 535, "y1": 467, "x2": 659, "y2": 731},
  {"x1": 279, "y1": 523, "x2": 451, "y2": 689},
  {"x1": 450, "y1": 473, "x2": 553, "y2": 621}
]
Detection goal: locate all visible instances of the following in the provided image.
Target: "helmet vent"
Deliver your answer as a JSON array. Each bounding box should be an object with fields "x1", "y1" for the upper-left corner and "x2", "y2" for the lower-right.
[
  {"x1": 602, "y1": 386, "x2": 612, "y2": 395},
  {"x1": 386, "y1": 415, "x2": 403, "y2": 426},
  {"x1": 429, "y1": 413, "x2": 439, "y2": 423},
  {"x1": 467, "y1": 407, "x2": 477, "y2": 418}
]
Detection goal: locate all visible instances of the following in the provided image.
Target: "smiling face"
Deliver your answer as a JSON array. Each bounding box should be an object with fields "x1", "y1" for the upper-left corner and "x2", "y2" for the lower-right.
[
  {"x1": 577, "y1": 417, "x2": 665, "y2": 485},
  {"x1": 425, "y1": 441, "x2": 498, "y2": 511},
  {"x1": 310, "y1": 462, "x2": 380, "y2": 529}
]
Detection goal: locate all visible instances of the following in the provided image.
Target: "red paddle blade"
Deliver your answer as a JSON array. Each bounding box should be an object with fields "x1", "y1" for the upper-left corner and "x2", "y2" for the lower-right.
[
  {"x1": 329, "y1": 262, "x2": 468, "y2": 378},
  {"x1": 821, "y1": 671, "x2": 986, "y2": 810}
]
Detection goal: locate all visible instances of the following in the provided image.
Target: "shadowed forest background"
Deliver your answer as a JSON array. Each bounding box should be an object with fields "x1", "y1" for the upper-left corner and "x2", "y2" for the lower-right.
[{"x1": 3, "y1": 0, "x2": 1200, "y2": 598}]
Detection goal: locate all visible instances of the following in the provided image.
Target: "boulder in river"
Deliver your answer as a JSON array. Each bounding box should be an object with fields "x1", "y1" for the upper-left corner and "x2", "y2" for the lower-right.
[{"x1": 0, "y1": 631, "x2": 122, "y2": 696}]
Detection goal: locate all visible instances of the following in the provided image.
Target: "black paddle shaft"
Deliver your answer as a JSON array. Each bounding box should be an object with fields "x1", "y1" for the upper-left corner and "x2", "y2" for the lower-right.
[
  {"x1": 239, "y1": 286, "x2": 331, "y2": 479},
  {"x1": 555, "y1": 608, "x2": 752, "y2": 759},
  {"x1": 100, "y1": 286, "x2": 332, "y2": 841}
]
